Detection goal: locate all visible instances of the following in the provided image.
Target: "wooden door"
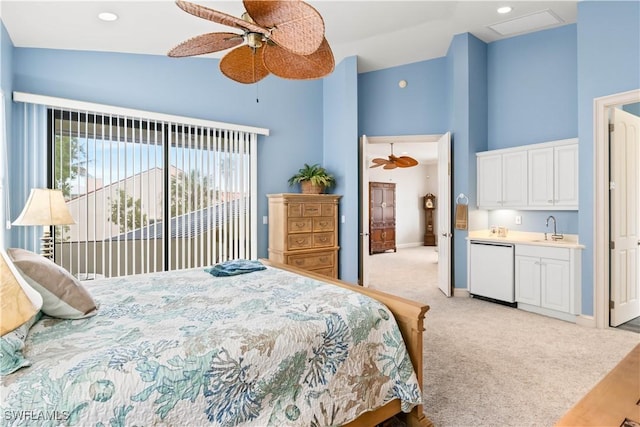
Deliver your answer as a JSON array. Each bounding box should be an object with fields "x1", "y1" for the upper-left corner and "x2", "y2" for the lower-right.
[{"x1": 369, "y1": 182, "x2": 396, "y2": 254}]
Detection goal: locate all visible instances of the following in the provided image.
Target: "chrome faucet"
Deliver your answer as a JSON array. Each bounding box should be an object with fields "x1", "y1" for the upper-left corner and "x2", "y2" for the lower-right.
[{"x1": 545, "y1": 215, "x2": 563, "y2": 240}]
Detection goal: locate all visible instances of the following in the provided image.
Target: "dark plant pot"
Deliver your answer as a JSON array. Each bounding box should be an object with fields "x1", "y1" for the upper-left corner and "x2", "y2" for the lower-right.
[{"x1": 301, "y1": 181, "x2": 325, "y2": 194}]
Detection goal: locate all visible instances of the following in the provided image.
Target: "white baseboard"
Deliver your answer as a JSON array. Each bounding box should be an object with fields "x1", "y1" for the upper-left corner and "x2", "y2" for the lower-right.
[
  {"x1": 576, "y1": 315, "x2": 596, "y2": 328},
  {"x1": 453, "y1": 288, "x2": 470, "y2": 298},
  {"x1": 518, "y1": 303, "x2": 577, "y2": 323}
]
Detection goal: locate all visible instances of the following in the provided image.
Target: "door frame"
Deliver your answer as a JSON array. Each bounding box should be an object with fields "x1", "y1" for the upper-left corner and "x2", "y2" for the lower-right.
[
  {"x1": 594, "y1": 88, "x2": 640, "y2": 329},
  {"x1": 359, "y1": 134, "x2": 442, "y2": 287}
]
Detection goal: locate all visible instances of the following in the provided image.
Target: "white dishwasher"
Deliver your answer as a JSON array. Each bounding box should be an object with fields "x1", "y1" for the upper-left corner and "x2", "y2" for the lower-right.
[{"x1": 468, "y1": 240, "x2": 515, "y2": 304}]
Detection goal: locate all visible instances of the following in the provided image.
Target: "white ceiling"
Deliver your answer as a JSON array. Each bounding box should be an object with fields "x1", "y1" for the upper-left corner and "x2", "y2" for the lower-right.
[
  {"x1": 1, "y1": 0, "x2": 577, "y2": 73},
  {"x1": 0, "y1": 0, "x2": 578, "y2": 163}
]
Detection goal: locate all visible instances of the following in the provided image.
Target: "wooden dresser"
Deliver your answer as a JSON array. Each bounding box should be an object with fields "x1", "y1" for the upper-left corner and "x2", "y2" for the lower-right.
[{"x1": 267, "y1": 193, "x2": 341, "y2": 278}]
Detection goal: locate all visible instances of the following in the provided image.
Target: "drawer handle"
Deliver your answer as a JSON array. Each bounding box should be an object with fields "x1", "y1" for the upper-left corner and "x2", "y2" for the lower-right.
[
  {"x1": 318, "y1": 237, "x2": 328, "y2": 242},
  {"x1": 319, "y1": 221, "x2": 328, "y2": 227},
  {"x1": 295, "y1": 222, "x2": 306, "y2": 228},
  {"x1": 319, "y1": 257, "x2": 328, "y2": 262},
  {"x1": 296, "y1": 238, "x2": 306, "y2": 244},
  {"x1": 294, "y1": 260, "x2": 304, "y2": 265}
]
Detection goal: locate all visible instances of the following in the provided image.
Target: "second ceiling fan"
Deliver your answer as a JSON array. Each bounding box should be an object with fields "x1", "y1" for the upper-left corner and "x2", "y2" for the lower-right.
[
  {"x1": 168, "y1": 0, "x2": 335, "y2": 84},
  {"x1": 370, "y1": 143, "x2": 419, "y2": 169}
]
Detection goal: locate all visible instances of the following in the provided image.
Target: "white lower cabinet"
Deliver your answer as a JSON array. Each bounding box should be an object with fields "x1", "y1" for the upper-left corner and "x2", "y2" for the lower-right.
[{"x1": 515, "y1": 244, "x2": 581, "y2": 321}]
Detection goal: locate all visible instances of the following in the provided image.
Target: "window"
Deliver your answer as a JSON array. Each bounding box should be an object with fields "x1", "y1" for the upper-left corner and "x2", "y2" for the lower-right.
[{"x1": 49, "y1": 108, "x2": 258, "y2": 278}]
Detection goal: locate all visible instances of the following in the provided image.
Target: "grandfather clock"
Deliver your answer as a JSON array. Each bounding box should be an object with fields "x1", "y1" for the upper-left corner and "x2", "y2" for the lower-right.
[{"x1": 423, "y1": 193, "x2": 436, "y2": 246}]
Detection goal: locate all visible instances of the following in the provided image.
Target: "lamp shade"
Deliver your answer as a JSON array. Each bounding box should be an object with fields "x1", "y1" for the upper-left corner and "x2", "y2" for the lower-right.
[{"x1": 13, "y1": 188, "x2": 76, "y2": 226}]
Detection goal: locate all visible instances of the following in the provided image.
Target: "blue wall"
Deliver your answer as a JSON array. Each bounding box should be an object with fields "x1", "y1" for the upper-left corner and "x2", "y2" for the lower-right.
[
  {"x1": 323, "y1": 56, "x2": 359, "y2": 282},
  {"x1": 9, "y1": 47, "x2": 325, "y2": 259},
  {"x1": 446, "y1": 33, "x2": 488, "y2": 289},
  {"x1": 1, "y1": 21, "x2": 14, "y2": 248},
  {"x1": 358, "y1": 58, "x2": 448, "y2": 136},
  {"x1": 485, "y1": 24, "x2": 579, "y2": 238},
  {"x1": 577, "y1": 0, "x2": 640, "y2": 315},
  {"x1": 487, "y1": 25, "x2": 578, "y2": 148}
]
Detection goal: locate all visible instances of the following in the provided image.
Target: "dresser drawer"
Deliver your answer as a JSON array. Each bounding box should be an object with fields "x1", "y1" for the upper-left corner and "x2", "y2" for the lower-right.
[
  {"x1": 313, "y1": 232, "x2": 334, "y2": 248},
  {"x1": 288, "y1": 203, "x2": 303, "y2": 217},
  {"x1": 288, "y1": 218, "x2": 312, "y2": 233},
  {"x1": 321, "y1": 203, "x2": 334, "y2": 217},
  {"x1": 287, "y1": 251, "x2": 335, "y2": 269},
  {"x1": 313, "y1": 217, "x2": 334, "y2": 232},
  {"x1": 287, "y1": 234, "x2": 312, "y2": 250},
  {"x1": 302, "y1": 203, "x2": 322, "y2": 216}
]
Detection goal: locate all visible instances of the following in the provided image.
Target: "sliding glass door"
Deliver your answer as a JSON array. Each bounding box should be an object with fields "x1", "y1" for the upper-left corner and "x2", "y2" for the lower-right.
[{"x1": 49, "y1": 109, "x2": 256, "y2": 278}]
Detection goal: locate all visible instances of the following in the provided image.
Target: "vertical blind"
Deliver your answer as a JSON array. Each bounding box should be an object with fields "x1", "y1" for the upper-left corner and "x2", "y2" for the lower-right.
[{"x1": 50, "y1": 109, "x2": 259, "y2": 278}]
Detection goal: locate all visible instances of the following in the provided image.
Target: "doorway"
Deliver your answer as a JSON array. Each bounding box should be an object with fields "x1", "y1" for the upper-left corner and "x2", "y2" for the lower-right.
[
  {"x1": 359, "y1": 134, "x2": 451, "y2": 295},
  {"x1": 594, "y1": 89, "x2": 640, "y2": 329}
]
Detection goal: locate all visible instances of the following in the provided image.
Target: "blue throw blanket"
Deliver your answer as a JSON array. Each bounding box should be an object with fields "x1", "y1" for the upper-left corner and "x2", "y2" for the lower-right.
[{"x1": 204, "y1": 259, "x2": 266, "y2": 277}]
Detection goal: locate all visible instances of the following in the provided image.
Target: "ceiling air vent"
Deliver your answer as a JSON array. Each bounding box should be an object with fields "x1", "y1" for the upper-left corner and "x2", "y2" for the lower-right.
[{"x1": 488, "y1": 9, "x2": 564, "y2": 37}]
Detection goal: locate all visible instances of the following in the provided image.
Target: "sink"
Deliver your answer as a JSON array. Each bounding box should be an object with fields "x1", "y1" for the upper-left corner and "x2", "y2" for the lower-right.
[{"x1": 529, "y1": 239, "x2": 572, "y2": 245}]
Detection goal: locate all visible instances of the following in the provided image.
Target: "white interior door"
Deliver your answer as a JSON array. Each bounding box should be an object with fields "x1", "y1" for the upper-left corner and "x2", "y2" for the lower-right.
[
  {"x1": 360, "y1": 135, "x2": 371, "y2": 286},
  {"x1": 437, "y1": 132, "x2": 452, "y2": 297},
  {"x1": 610, "y1": 108, "x2": 640, "y2": 326}
]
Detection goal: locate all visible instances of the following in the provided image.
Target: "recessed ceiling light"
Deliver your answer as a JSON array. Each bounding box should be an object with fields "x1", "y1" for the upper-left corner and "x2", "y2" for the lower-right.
[
  {"x1": 497, "y1": 6, "x2": 512, "y2": 14},
  {"x1": 98, "y1": 12, "x2": 118, "y2": 22}
]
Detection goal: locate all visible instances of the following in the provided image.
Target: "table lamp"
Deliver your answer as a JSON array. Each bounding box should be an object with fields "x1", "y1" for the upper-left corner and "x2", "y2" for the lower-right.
[{"x1": 12, "y1": 188, "x2": 76, "y2": 259}]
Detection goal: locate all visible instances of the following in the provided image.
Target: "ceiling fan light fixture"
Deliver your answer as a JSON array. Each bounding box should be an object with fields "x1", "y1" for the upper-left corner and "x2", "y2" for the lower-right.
[{"x1": 246, "y1": 32, "x2": 263, "y2": 49}]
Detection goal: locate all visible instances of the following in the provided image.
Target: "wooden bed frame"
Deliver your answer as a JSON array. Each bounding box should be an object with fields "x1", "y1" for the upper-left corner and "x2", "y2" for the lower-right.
[{"x1": 261, "y1": 260, "x2": 433, "y2": 427}]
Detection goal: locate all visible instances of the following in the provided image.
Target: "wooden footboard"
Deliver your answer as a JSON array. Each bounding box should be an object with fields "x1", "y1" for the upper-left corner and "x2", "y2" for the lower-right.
[{"x1": 261, "y1": 260, "x2": 433, "y2": 427}]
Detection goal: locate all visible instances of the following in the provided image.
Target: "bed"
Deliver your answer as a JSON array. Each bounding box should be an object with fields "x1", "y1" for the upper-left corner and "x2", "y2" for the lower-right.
[{"x1": 1, "y1": 251, "x2": 431, "y2": 427}]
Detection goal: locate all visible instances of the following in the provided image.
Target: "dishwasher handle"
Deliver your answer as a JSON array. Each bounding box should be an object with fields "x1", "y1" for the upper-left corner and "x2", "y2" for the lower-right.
[{"x1": 470, "y1": 241, "x2": 513, "y2": 248}]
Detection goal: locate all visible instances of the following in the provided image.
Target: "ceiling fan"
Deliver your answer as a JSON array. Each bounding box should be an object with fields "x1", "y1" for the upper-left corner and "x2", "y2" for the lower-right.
[
  {"x1": 370, "y1": 143, "x2": 419, "y2": 169},
  {"x1": 168, "y1": 0, "x2": 335, "y2": 84}
]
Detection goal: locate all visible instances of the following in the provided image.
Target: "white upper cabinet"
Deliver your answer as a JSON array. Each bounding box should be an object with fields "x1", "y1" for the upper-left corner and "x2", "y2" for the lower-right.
[
  {"x1": 502, "y1": 151, "x2": 528, "y2": 207},
  {"x1": 528, "y1": 139, "x2": 579, "y2": 209},
  {"x1": 477, "y1": 138, "x2": 578, "y2": 210},
  {"x1": 477, "y1": 150, "x2": 527, "y2": 209},
  {"x1": 477, "y1": 154, "x2": 502, "y2": 208},
  {"x1": 554, "y1": 143, "x2": 579, "y2": 208}
]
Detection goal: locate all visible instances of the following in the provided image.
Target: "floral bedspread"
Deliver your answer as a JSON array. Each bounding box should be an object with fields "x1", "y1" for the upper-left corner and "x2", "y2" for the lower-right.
[{"x1": 1, "y1": 266, "x2": 421, "y2": 426}]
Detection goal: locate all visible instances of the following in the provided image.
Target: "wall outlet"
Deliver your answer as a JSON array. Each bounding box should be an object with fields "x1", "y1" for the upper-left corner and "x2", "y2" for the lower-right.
[
  {"x1": 515, "y1": 215, "x2": 522, "y2": 225},
  {"x1": 262, "y1": 216, "x2": 268, "y2": 225}
]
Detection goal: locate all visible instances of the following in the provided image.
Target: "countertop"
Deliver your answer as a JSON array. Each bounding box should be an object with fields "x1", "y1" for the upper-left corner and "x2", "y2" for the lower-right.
[{"x1": 467, "y1": 230, "x2": 585, "y2": 249}]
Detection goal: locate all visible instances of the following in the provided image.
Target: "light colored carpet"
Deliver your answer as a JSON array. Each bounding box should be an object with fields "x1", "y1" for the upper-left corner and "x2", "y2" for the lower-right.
[{"x1": 368, "y1": 246, "x2": 639, "y2": 426}]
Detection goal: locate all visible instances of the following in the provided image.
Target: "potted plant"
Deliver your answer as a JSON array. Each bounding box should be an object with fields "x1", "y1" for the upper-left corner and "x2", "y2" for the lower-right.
[{"x1": 287, "y1": 163, "x2": 336, "y2": 194}]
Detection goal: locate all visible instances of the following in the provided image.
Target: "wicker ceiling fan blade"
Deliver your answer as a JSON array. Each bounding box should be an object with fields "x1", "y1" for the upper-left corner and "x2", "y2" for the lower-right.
[
  {"x1": 244, "y1": 0, "x2": 325, "y2": 55},
  {"x1": 395, "y1": 156, "x2": 419, "y2": 167},
  {"x1": 168, "y1": 32, "x2": 244, "y2": 57},
  {"x1": 263, "y1": 38, "x2": 334, "y2": 80},
  {"x1": 219, "y1": 45, "x2": 270, "y2": 84},
  {"x1": 176, "y1": 1, "x2": 266, "y2": 34},
  {"x1": 370, "y1": 158, "x2": 388, "y2": 168},
  {"x1": 383, "y1": 162, "x2": 398, "y2": 170}
]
